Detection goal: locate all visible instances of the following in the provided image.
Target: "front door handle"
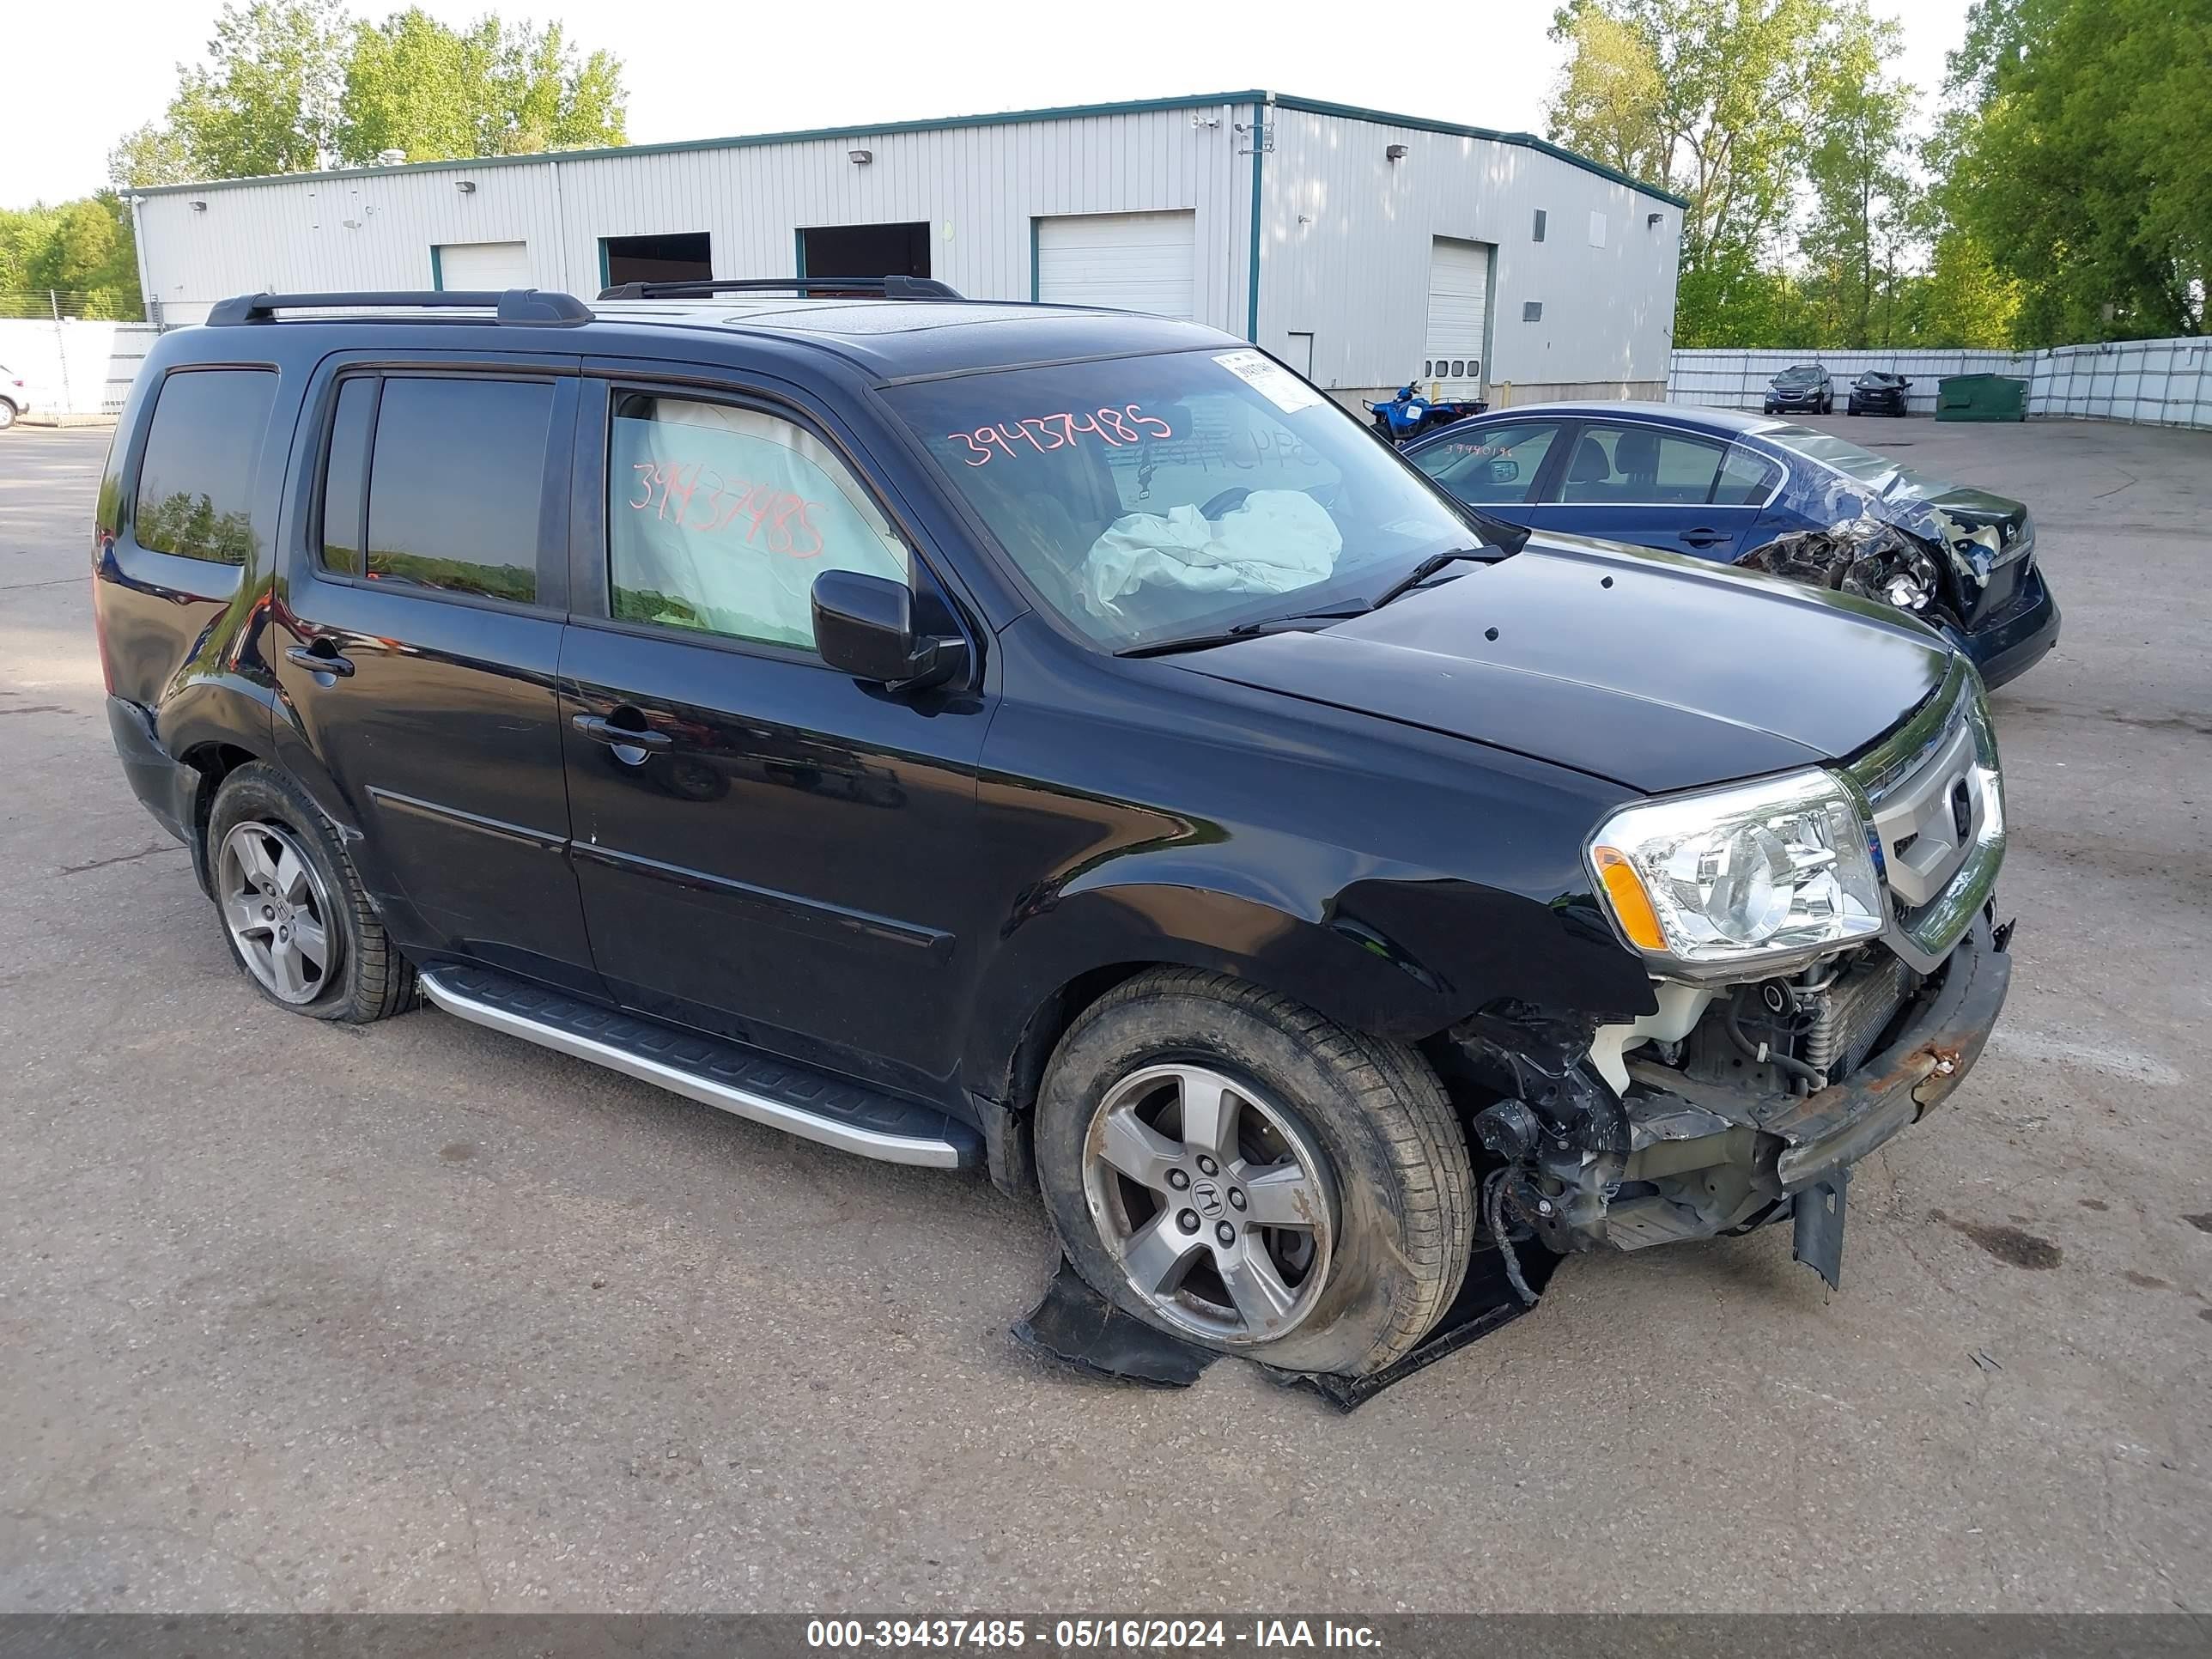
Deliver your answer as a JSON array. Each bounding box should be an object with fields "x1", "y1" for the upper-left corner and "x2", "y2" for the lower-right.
[
  {"x1": 285, "y1": 643, "x2": 355, "y2": 678},
  {"x1": 1679, "y1": 526, "x2": 1729, "y2": 548},
  {"x1": 572, "y1": 713, "x2": 672, "y2": 751}
]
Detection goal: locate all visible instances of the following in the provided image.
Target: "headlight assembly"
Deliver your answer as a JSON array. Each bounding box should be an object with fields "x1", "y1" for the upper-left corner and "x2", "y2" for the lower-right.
[{"x1": 1589, "y1": 769, "x2": 1887, "y2": 975}]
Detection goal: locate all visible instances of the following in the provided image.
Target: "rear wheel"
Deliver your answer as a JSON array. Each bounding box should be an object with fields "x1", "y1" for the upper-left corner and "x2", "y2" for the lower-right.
[
  {"x1": 1035, "y1": 969, "x2": 1474, "y2": 1376},
  {"x1": 208, "y1": 763, "x2": 416, "y2": 1022}
]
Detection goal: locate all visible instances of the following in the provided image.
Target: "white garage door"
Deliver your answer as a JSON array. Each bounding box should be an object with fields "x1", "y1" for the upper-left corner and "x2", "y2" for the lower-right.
[
  {"x1": 1424, "y1": 238, "x2": 1492, "y2": 398},
  {"x1": 435, "y1": 240, "x2": 532, "y2": 290},
  {"x1": 1036, "y1": 211, "x2": 1196, "y2": 319}
]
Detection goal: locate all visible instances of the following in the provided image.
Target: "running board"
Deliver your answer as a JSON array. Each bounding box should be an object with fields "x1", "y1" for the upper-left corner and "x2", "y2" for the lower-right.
[{"x1": 418, "y1": 967, "x2": 980, "y2": 1170}]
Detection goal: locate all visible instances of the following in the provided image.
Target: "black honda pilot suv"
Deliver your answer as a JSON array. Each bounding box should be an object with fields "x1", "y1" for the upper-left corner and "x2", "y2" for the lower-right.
[{"x1": 96, "y1": 283, "x2": 2012, "y2": 1378}]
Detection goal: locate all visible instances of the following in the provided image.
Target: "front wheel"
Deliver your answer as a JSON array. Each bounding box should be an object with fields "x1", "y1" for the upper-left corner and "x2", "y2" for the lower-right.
[
  {"x1": 0, "y1": 399, "x2": 17, "y2": 431},
  {"x1": 1035, "y1": 969, "x2": 1475, "y2": 1376}
]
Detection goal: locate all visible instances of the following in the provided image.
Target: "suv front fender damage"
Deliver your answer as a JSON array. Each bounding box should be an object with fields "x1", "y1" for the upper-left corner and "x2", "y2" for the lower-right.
[{"x1": 1449, "y1": 916, "x2": 2013, "y2": 1291}]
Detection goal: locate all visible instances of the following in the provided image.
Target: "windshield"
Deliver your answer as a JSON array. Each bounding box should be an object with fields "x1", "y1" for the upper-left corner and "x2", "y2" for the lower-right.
[
  {"x1": 1775, "y1": 367, "x2": 1825, "y2": 385},
  {"x1": 881, "y1": 349, "x2": 1483, "y2": 648}
]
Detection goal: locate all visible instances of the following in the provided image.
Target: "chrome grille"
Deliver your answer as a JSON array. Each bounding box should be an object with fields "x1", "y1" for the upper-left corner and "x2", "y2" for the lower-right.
[{"x1": 1844, "y1": 659, "x2": 2006, "y2": 973}]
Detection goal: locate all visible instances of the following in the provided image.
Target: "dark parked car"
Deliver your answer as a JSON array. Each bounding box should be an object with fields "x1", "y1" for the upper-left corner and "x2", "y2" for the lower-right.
[
  {"x1": 1763, "y1": 364, "x2": 1834, "y2": 415},
  {"x1": 1848, "y1": 371, "x2": 1911, "y2": 416},
  {"x1": 1403, "y1": 403, "x2": 2059, "y2": 688},
  {"x1": 96, "y1": 286, "x2": 2012, "y2": 1378}
]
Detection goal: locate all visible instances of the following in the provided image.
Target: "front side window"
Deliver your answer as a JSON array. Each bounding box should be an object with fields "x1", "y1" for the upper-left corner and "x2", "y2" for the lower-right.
[
  {"x1": 1410, "y1": 421, "x2": 1559, "y2": 504},
  {"x1": 609, "y1": 393, "x2": 908, "y2": 652},
  {"x1": 362, "y1": 376, "x2": 551, "y2": 603},
  {"x1": 1556, "y1": 424, "x2": 1728, "y2": 505},
  {"x1": 134, "y1": 368, "x2": 277, "y2": 564},
  {"x1": 883, "y1": 348, "x2": 1485, "y2": 650}
]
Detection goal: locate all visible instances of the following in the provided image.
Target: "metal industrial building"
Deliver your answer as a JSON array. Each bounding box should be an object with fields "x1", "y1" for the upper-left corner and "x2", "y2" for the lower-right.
[{"x1": 131, "y1": 91, "x2": 1686, "y2": 405}]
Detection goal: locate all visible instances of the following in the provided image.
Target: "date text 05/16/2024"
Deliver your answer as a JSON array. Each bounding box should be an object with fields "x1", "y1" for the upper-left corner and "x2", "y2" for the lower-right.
[{"x1": 805, "y1": 1620, "x2": 1383, "y2": 1650}]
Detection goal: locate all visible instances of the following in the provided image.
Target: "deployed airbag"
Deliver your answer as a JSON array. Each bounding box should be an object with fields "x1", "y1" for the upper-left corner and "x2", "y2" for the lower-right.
[{"x1": 1079, "y1": 489, "x2": 1342, "y2": 618}]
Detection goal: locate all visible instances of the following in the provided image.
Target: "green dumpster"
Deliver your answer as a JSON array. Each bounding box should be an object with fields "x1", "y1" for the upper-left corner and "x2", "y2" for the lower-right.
[{"x1": 1936, "y1": 374, "x2": 2027, "y2": 422}]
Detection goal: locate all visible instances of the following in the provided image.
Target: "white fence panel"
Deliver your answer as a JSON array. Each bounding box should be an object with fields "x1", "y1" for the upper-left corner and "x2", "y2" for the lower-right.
[
  {"x1": 0, "y1": 319, "x2": 160, "y2": 416},
  {"x1": 1670, "y1": 337, "x2": 2212, "y2": 430}
]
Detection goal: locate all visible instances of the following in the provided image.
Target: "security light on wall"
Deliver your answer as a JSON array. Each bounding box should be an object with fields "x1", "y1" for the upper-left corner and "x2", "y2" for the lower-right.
[
  {"x1": 1386, "y1": 143, "x2": 1409, "y2": 161},
  {"x1": 1647, "y1": 212, "x2": 1664, "y2": 228},
  {"x1": 848, "y1": 149, "x2": 873, "y2": 165},
  {"x1": 188, "y1": 200, "x2": 207, "y2": 212},
  {"x1": 456, "y1": 179, "x2": 477, "y2": 194}
]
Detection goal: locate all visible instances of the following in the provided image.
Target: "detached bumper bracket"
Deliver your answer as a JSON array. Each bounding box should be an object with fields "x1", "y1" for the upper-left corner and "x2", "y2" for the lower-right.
[{"x1": 1792, "y1": 1165, "x2": 1850, "y2": 1290}]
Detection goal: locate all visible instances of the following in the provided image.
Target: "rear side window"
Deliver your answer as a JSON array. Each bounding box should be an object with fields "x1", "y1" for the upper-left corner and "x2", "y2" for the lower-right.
[
  {"x1": 609, "y1": 392, "x2": 908, "y2": 652},
  {"x1": 133, "y1": 368, "x2": 277, "y2": 563},
  {"x1": 360, "y1": 377, "x2": 551, "y2": 604}
]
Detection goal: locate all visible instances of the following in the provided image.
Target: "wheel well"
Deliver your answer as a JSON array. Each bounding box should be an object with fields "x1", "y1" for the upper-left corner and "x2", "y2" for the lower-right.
[
  {"x1": 178, "y1": 742, "x2": 259, "y2": 891},
  {"x1": 1000, "y1": 962, "x2": 1156, "y2": 1116}
]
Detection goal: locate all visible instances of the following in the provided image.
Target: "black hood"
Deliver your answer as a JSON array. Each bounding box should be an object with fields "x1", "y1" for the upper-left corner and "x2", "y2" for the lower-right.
[{"x1": 1172, "y1": 537, "x2": 1954, "y2": 794}]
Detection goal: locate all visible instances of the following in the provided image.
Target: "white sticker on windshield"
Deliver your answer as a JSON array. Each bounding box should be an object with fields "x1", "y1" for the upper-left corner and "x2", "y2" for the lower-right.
[{"x1": 1214, "y1": 349, "x2": 1323, "y2": 415}]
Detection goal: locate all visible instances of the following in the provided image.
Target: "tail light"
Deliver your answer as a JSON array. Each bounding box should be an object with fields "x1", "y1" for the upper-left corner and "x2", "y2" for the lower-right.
[{"x1": 92, "y1": 565, "x2": 116, "y2": 695}]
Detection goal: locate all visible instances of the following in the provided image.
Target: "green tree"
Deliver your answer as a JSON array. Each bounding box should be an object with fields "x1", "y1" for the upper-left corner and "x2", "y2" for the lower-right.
[
  {"x1": 1547, "y1": 0, "x2": 1830, "y2": 337},
  {"x1": 337, "y1": 9, "x2": 625, "y2": 164},
  {"x1": 1934, "y1": 0, "x2": 2209, "y2": 343},
  {"x1": 0, "y1": 194, "x2": 142, "y2": 319},
  {"x1": 1796, "y1": 4, "x2": 1917, "y2": 347},
  {"x1": 110, "y1": 0, "x2": 350, "y2": 187},
  {"x1": 107, "y1": 0, "x2": 628, "y2": 189}
]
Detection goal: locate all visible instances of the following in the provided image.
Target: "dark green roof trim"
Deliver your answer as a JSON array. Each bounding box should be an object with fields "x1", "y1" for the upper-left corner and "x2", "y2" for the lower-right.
[{"x1": 135, "y1": 88, "x2": 1686, "y2": 210}]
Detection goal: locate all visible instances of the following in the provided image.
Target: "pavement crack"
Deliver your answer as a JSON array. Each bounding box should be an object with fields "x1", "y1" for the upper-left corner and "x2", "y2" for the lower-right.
[{"x1": 57, "y1": 843, "x2": 185, "y2": 877}]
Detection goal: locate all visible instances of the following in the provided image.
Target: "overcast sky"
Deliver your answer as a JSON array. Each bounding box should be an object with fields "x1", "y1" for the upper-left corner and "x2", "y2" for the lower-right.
[{"x1": 3, "y1": 0, "x2": 1972, "y2": 210}]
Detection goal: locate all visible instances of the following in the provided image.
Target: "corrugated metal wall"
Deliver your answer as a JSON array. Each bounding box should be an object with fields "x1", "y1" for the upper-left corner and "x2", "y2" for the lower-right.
[
  {"x1": 136, "y1": 107, "x2": 1255, "y2": 333},
  {"x1": 1670, "y1": 340, "x2": 2212, "y2": 430},
  {"x1": 0, "y1": 319, "x2": 159, "y2": 416},
  {"x1": 1258, "y1": 106, "x2": 1681, "y2": 396}
]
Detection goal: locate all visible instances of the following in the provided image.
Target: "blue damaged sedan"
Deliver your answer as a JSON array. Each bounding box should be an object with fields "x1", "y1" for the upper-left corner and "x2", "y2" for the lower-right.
[{"x1": 1403, "y1": 403, "x2": 2060, "y2": 688}]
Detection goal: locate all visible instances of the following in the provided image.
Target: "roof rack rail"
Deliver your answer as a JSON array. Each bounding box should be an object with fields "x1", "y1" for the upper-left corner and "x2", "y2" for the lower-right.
[
  {"x1": 597, "y1": 275, "x2": 963, "y2": 301},
  {"x1": 204, "y1": 289, "x2": 592, "y2": 327}
]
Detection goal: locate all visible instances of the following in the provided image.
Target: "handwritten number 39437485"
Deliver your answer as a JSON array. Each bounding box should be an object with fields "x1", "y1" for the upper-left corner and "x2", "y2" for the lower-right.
[{"x1": 949, "y1": 405, "x2": 1174, "y2": 466}]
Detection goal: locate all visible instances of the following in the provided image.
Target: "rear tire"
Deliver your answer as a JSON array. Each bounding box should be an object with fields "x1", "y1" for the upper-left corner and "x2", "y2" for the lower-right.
[
  {"x1": 1034, "y1": 969, "x2": 1475, "y2": 1376},
  {"x1": 207, "y1": 763, "x2": 416, "y2": 1023}
]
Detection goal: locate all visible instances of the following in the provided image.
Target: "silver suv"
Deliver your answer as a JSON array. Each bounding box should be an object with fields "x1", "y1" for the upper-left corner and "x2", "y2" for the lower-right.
[{"x1": 0, "y1": 365, "x2": 28, "y2": 429}]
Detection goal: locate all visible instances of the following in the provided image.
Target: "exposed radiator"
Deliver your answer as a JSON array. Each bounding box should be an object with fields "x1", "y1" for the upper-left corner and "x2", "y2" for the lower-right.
[{"x1": 1803, "y1": 954, "x2": 1919, "y2": 1080}]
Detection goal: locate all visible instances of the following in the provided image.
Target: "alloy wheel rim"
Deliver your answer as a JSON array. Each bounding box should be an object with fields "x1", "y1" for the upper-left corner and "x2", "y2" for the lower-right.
[
  {"x1": 217, "y1": 821, "x2": 338, "y2": 1006},
  {"x1": 1081, "y1": 1062, "x2": 1336, "y2": 1346}
]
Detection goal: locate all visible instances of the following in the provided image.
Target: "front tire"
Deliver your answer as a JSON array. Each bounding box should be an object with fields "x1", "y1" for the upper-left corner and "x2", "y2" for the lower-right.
[
  {"x1": 1035, "y1": 969, "x2": 1475, "y2": 1376},
  {"x1": 0, "y1": 399, "x2": 17, "y2": 431},
  {"x1": 207, "y1": 763, "x2": 416, "y2": 1022}
]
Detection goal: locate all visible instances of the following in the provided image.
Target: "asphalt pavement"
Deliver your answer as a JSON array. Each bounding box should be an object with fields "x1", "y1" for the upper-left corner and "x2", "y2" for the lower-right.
[{"x1": 0, "y1": 415, "x2": 2206, "y2": 1612}]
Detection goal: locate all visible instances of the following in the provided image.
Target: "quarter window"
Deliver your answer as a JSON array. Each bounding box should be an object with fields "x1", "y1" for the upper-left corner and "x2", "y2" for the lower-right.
[
  {"x1": 361, "y1": 377, "x2": 552, "y2": 604},
  {"x1": 1712, "y1": 445, "x2": 1784, "y2": 506},
  {"x1": 133, "y1": 368, "x2": 277, "y2": 564},
  {"x1": 608, "y1": 392, "x2": 908, "y2": 652}
]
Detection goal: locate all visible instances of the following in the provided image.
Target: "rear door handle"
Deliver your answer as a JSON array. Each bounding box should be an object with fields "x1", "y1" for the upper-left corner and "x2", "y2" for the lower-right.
[
  {"x1": 571, "y1": 713, "x2": 672, "y2": 750},
  {"x1": 1679, "y1": 526, "x2": 1729, "y2": 548},
  {"x1": 285, "y1": 644, "x2": 355, "y2": 678}
]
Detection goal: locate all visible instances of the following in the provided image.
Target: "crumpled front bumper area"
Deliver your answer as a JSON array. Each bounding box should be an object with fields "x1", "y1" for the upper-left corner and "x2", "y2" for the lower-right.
[{"x1": 1472, "y1": 915, "x2": 2012, "y2": 1289}]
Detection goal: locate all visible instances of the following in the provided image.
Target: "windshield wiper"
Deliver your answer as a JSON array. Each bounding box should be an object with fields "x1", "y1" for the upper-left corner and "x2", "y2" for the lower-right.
[
  {"x1": 1367, "y1": 546, "x2": 1492, "y2": 611},
  {"x1": 1116, "y1": 607, "x2": 1368, "y2": 659}
]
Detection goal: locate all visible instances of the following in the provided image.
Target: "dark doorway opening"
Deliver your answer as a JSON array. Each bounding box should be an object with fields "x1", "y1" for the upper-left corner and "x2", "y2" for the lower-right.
[
  {"x1": 601, "y1": 232, "x2": 712, "y2": 288},
  {"x1": 798, "y1": 222, "x2": 931, "y2": 284}
]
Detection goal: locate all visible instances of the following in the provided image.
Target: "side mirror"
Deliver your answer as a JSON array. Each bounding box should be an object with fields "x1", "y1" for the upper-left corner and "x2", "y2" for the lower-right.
[
  {"x1": 1487, "y1": 457, "x2": 1521, "y2": 486},
  {"x1": 811, "y1": 569, "x2": 963, "y2": 690}
]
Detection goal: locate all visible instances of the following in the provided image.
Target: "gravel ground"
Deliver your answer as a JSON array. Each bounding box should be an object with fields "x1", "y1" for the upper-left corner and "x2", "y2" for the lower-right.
[{"x1": 0, "y1": 415, "x2": 2206, "y2": 1613}]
